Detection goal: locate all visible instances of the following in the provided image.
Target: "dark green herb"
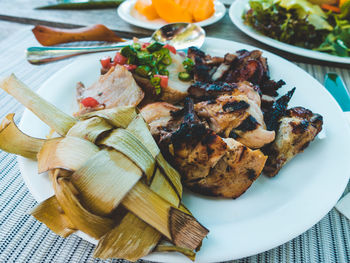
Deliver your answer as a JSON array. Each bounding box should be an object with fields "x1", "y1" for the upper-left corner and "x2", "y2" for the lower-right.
[
  {"x1": 136, "y1": 52, "x2": 153, "y2": 65},
  {"x1": 135, "y1": 65, "x2": 151, "y2": 77},
  {"x1": 132, "y1": 42, "x2": 142, "y2": 51},
  {"x1": 150, "y1": 76, "x2": 161, "y2": 86},
  {"x1": 120, "y1": 46, "x2": 136, "y2": 58},
  {"x1": 182, "y1": 58, "x2": 194, "y2": 73},
  {"x1": 147, "y1": 42, "x2": 164, "y2": 52},
  {"x1": 178, "y1": 72, "x2": 191, "y2": 81},
  {"x1": 159, "y1": 69, "x2": 169, "y2": 76},
  {"x1": 150, "y1": 76, "x2": 161, "y2": 95},
  {"x1": 161, "y1": 54, "x2": 172, "y2": 65}
]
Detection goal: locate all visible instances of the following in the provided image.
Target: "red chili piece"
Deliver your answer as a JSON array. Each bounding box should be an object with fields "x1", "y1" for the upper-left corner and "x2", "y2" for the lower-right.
[
  {"x1": 142, "y1": 42, "x2": 150, "y2": 49},
  {"x1": 164, "y1": 44, "x2": 176, "y2": 54}
]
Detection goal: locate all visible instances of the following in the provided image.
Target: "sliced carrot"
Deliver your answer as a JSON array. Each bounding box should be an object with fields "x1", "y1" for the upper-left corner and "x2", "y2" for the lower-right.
[
  {"x1": 193, "y1": 0, "x2": 215, "y2": 22},
  {"x1": 134, "y1": 0, "x2": 159, "y2": 20},
  {"x1": 152, "y1": 0, "x2": 192, "y2": 23},
  {"x1": 321, "y1": 3, "x2": 341, "y2": 12}
]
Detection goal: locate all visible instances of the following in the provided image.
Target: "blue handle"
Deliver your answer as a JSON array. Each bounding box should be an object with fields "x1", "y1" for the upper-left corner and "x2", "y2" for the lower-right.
[{"x1": 324, "y1": 73, "x2": 350, "y2": 112}]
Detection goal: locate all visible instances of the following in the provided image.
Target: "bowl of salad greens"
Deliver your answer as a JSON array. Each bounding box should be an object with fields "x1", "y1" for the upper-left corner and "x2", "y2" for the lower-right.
[{"x1": 229, "y1": 0, "x2": 350, "y2": 63}]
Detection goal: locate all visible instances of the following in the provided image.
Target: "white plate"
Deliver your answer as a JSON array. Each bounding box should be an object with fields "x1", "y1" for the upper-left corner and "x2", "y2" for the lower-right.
[
  {"x1": 117, "y1": 0, "x2": 226, "y2": 30},
  {"x1": 229, "y1": 0, "x2": 350, "y2": 64},
  {"x1": 18, "y1": 37, "x2": 350, "y2": 262}
]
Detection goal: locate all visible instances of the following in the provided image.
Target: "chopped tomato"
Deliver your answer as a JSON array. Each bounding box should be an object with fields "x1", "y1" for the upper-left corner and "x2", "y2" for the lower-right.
[
  {"x1": 321, "y1": 4, "x2": 340, "y2": 13},
  {"x1": 81, "y1": 97, "x2": 99, "y2": 108},
  {"x1": 154, "y1": 74, "x2": 168, "y2": 88},
  {"x1": 142, "y1": 42, "x2": 150, "y2": 49},
  {"x1": 114, "y1": 52, "x2": 127, "y2": 65},
  {"x1": 164, "y1": 44, "x2": 176, "y2": 54},
  {"x1": 124, "y1": 64, "x2": 137, "y2": 71},
  {"x1": 100, "y1": 56, "x2": 112, "y2": 68}
]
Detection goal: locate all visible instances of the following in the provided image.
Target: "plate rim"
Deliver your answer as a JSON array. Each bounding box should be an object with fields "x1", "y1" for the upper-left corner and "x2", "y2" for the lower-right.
[
  {"x1": 228, "y1": 0, "x2": 350, "y2": 64},
  {"x1": 18, "y1": 37, "x2": 350, "y2": 262},
  {"x1": 117, "y1": 0, "x2": 226, "y2": 30}
]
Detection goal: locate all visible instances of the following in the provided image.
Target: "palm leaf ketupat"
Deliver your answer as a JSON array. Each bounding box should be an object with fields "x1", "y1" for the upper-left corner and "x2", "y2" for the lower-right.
[
  {"x1": 0, "y1": 74, "x2": 209, "y2": 261},
  {"x1": 0, "y1": 113, "x2": 45, "y2": 159}
]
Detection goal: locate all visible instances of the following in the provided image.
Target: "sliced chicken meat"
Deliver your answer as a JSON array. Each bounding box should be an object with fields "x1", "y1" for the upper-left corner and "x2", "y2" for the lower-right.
[
  {"x1": 75, "y1": 65, "x2": 144, "y2": 116},
  {"x1": 141, "y1": 98, "x2": 267, "y2": 198},
  {"x1": 140, "y1": 102, "x2": 179, "y2": 138},
  {"x1": 263, "y1": 107, "x2": 323, "y2": 177},
  {"x1": 185, "y1": 138, "x2": 267, "y2": 198},
  {"x1": 194, "y1": 91, "x2": 275, "y2": 148}
]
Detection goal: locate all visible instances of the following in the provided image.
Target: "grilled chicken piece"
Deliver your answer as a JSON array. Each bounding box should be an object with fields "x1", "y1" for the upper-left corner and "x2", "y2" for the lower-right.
[
  {"x1": 185, "y1": 138, "x2": 267, "y2": 198},
  {"x1": 224, "y1": 50, "x2": 268, "y2": 85},
  {"x1": 189, "y1": 81, "x2": 261, "y2": 106},
  {"x1": 75, "y1": 65, "x2": 144, "y2": 116},
  {"x1": 195, "y1": 94, "x2": 251, "y2": 135},
  {"x1": 173, "y1": 129, "x2": 228, "y2": 184},
  {"x1": 194, "y1": 91, "x2": 275, "y2": 148},
  {"x1": 188, "y1": 47, "x2": 285, "y2": 97},
  {"x1": 141, "y1": 98, "x2": 267, "y2": 198},
  {"x1": 188, "y1": 81, "x2": 237, "y2": 101},
  {"x1": 263, "y1": 107, "x2": 323, "y2": 177},
  {"x1": 188, "y1": 47, "x2": 238, "y2": 83},
  {"x1": 169, "y1": 98, "x2": 267, "y2": 198},
  {"x1": 140, "y1": 102, "x2": 179, "y2": 138}
]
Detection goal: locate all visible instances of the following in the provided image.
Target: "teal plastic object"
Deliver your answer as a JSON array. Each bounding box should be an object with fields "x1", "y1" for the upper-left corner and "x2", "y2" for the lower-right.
[{"x1": 324, "y1": 73, "x2": 350, "y2": 112}]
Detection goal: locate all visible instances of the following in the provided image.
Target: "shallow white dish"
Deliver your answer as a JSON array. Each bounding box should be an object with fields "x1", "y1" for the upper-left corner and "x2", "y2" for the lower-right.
[
  {"x1": 229, "y1": 0, "x2": 350, "y2": 64},
  {"x1": 18, "y1": 37, "x2": 350, "y2": 262},
  {"x1": 117, "y1": 0, "x2": 226, "y2": 30}
]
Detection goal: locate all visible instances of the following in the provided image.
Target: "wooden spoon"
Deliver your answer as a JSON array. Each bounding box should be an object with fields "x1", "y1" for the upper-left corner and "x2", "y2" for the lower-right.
[{"x1": 32, "y1": 24, "x2": 125, "y2": 46}]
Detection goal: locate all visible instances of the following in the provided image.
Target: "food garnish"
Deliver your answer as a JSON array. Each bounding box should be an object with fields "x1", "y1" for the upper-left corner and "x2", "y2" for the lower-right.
[
  {"x1": 243, "y1": 0, "x2": 350, "y2": 56},
  {"x1": 100, "y1": 41, "x2": 193, "y2": 102}
]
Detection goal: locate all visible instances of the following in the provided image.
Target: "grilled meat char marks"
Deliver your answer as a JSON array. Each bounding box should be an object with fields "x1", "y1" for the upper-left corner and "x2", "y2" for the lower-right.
[
  {"x1": 186, "y1": 138, "x2": 267, "y2": 198},
  {"x1": 139, "y1": 47, "x2": 323, "y2": 196},
  {"x1": 222, "y1": 101, "x2": 250, "y2": 113},
  {"x1": 188, "y1": 47, "x2": 285, "y2": 99},
  {"x1": 264, "y1": 88, "x2": 296, "y2": 132},
  {"x1": 263, "y1": 107, "x2": 323, "y2": 177},
  {"x1": 170, "y1": 98, "x2": 266, "y2": 198},
  {"x1": 188, "y1": 82, "x2": 237, "y2": 102},
  {"x1": 193, "y1": 83, "x2": 275, "y2": 149},
  {"x1": 141, "y1": 98, "x2": 267, "y2": 198}
]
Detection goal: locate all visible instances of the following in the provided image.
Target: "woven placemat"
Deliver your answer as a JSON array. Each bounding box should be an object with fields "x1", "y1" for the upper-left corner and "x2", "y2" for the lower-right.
[{"x1": 0, "y1": 28, "x2": 349, "y2": 263}]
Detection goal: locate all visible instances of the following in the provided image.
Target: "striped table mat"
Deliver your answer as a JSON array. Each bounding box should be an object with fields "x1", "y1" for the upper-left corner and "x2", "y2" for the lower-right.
[{"x1": 0, "y1": 28, "x2": 350, "y2": 263}]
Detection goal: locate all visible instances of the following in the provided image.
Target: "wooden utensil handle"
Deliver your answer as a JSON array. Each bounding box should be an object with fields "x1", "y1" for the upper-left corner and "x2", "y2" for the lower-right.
[{"x1": 32, "y1": 24, "x2": 125, "y2": 46}]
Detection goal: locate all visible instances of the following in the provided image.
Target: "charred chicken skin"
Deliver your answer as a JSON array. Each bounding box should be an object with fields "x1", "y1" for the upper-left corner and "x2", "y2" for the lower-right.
[
  {"x1": 263, "y1": 107, "x2": 323, "y2": 177},
  {"x1": 192, "y1": 81, "x2": 275, "y2": 149},
  {"x1": 89, "y1": 46, "x2": 323, "y2": 198},
  {"x1": 141, "y1": 98, "x2": 267, "y2": 198}
]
